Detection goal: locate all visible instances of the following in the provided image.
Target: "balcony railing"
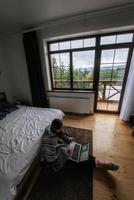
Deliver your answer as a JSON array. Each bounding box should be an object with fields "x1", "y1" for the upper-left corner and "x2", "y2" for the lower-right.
[
  {"x1": 98, "y1": 80, "x2": 122, "y2": 102},
  {"x1": 54, "y1": 80, "x2": 122, "y2": 102}
]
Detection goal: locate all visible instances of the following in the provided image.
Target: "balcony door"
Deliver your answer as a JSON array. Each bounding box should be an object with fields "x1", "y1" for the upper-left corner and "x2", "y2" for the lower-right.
[{"x1": 97, "y1": 48, "x2": 129, "y2": 112}]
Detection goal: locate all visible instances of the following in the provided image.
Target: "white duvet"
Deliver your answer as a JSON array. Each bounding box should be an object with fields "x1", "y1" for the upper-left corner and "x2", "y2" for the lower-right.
[{"x1": 0, "y1": 106, "x2": 64, "y2": 200}]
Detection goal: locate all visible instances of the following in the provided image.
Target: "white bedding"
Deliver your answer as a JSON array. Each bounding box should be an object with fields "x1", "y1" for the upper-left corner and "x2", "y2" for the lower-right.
[{"x1": 0, "y1": 106, "x2": 64, "y2": 200}]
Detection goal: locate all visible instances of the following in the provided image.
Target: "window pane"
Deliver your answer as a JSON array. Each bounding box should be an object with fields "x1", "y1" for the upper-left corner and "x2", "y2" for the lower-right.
[
  {"x1": 84, "y1": 38, "x2": 96, "y2": 47},
  {"x1": 99, "y1": 63, "x2": 124, "y2": 92},
  {"x1": 99, "y1": 64, "x2": 113, "y2": 81},
  {"x1": 114, "y1": 48, "x2": 129, "y2": 63},
  {"x1": 73, "y1": 51, "x2": 95, "y2": 89},
  {"x1": 50, "y1": 43, "x2": 59, "y2": 51},
  {"x1": 101, "y1": 50, "x2": 115, "y2": 63},
  {"x1": 117, "y1": 33, "x2": 133, "y2": 43},
  {"x1": 71, "y1": 39, "x2": 83, "y2": 49},
  {"x1": 100, "y1": 35, "x2": 116, "y2": 45},
  {"x1": 50, "y1": 53, "x2": 70, "y2": 88},
  {"x1": 113, "y1": 63, "x2": 126, "y2": 81},
  {"x1": 59, "y1": 41, "x2": 70, "y2": 50}
]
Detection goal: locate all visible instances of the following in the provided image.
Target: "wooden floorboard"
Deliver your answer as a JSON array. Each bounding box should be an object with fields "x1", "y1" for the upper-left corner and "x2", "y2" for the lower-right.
[{"x1": 63, "y1": 113, "x2": 134, "y2": 200}]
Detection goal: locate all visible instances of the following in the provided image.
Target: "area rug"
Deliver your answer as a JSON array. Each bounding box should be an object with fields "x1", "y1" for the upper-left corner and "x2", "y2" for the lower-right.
[{"x1": 29, "y1": 126, "x2": 93, "y2": 200}]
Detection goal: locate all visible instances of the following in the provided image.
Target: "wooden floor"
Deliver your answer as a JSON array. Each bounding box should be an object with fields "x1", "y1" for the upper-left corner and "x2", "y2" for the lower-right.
[
  {"x1": 97, "y1": 101, "x2": 118, "y2": 111},
  {"x1": 63, "y1": 113, "x2": 134, "y2": 200}
]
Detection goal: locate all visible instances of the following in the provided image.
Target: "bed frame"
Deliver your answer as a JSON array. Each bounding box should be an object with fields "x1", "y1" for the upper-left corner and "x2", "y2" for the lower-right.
[
  {"x1": 0, "y1": 92, "x2": 42, "y2": 200},
  {"x1": 15, "y1": 155, "x2": 42, "y2": 200}
]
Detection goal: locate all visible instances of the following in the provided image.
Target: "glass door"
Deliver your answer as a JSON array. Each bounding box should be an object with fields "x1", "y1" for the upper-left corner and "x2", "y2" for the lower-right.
[{"x1": 97, "y1": 48, "x2": 129, "y2": 112}]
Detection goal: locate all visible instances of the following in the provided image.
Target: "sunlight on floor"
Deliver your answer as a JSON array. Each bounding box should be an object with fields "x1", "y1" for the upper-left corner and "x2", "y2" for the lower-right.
[
  {"x1": 97, "y1": 101, "x2": 119, "y2": 111},
  {"x1": 63, "y1": 113, "x2": 134, "y2": 200}
]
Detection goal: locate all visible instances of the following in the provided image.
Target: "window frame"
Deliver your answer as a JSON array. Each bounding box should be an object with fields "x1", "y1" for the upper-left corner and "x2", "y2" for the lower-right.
[{"x1": 47, "y1": 30, "x2": 134, "y2": 91}]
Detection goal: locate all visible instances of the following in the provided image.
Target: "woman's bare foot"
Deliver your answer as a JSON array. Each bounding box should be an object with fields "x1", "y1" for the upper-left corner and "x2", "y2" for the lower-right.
[{"x1": 96, "y1": 160, "x2": 119, "y2": 171}]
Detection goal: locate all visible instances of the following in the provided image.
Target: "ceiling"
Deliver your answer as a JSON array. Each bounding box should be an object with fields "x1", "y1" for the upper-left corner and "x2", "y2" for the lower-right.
[{"x1": 0, "y1": 0, "x2": 133, "y2": 35}]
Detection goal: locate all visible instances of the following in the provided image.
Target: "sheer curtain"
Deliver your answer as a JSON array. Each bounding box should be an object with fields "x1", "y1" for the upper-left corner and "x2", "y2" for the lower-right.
[{"x1": 120, "y1": 50, "x2": 134, "y2": 121}]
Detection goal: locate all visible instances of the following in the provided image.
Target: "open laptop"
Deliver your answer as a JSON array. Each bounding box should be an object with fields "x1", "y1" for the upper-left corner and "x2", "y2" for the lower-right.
[{"x1": 68, "y1": 142, "x2": 90, "y2": 162}]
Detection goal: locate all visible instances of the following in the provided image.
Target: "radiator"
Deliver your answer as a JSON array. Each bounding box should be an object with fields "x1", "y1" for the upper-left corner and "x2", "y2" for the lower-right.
[{"x1": 48, "y1": 92, "x2": 95, "y2": 114}]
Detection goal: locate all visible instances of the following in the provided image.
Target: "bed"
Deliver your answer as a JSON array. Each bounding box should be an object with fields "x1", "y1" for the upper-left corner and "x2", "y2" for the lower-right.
[{"x1": 0, "y1": 93, "x2": 64, "y2": 200}]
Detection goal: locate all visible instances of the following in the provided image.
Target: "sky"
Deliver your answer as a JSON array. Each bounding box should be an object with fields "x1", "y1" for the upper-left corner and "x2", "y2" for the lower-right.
[
  {"x1": 50, "y1": 33, "x2": 132, "y2": 69},
  {"x1": 52, "y1": 48, "x2": 129, "y2": 69}
]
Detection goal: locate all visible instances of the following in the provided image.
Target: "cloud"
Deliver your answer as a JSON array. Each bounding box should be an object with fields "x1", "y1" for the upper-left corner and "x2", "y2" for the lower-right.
[
  {"x1": 101, "y1": 49, "x2": 128, "y2": 64},
  {"x1": 51, "y1": 48, "x2": 129, "y2": 69}
]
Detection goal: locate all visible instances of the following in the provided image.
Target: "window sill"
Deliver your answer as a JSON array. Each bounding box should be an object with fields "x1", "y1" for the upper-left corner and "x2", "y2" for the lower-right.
[{"x1": 47, "y1": 90, "x2": 95, "y2": 94}]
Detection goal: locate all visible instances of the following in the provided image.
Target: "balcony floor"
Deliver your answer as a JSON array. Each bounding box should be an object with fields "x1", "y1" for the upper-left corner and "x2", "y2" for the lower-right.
[{"x1": 97, "y1": 101, "x2": 119, "y2": 111}]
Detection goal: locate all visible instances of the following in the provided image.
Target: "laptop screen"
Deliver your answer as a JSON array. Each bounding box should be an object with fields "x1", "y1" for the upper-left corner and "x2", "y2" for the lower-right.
[{"x1": 71, "y1": 144, "x2": 81, "y2": 161}]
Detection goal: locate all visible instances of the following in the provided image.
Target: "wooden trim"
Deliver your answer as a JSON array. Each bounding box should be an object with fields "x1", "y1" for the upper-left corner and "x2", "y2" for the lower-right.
[
  {"x1": 96, "y1": 110, "x2": 119, "y2": 114},
  {"x1": 22, "y1": 165, "x2": 42, "y2": 200},
  {"x1": 15, "y1": 155, "x2": 41, "y2": 200}
]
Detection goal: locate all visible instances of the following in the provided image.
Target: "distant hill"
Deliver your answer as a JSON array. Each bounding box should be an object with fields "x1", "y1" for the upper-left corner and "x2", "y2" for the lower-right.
[{"x1": 78, "y1": 64, "x2": 125, "y2": 72}]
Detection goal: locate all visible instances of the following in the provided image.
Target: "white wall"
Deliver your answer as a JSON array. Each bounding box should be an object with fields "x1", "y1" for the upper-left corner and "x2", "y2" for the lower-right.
[
  {"x1": 1, "y1": 34, "x2": 32, "y2": 104},
  {"x1": 0, "y1": 36, "x2": 13, "y2": 102},
  {"x1": 37, "y1": 5, "x2": 134, "y2": 39}
]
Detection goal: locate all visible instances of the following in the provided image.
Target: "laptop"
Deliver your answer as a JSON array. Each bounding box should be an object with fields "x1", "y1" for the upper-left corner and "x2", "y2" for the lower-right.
[{"x1": 68, "y1": 142, "x2": 90, "y2": 162}]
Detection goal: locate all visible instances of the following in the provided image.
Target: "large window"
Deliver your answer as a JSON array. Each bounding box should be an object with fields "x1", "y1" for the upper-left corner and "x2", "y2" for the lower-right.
[
  {"x1": 48, "y1": 37, "x2": 96, "y2": 90},
  {"x1": 47, "y1": 32, "x2": 134, "y2": 91},
  {"x1": 50, "y1": 53, "x2": 71, "y2": 89}
]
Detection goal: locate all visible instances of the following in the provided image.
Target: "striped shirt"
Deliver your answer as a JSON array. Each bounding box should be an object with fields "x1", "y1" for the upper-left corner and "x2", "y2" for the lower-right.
[{"x1": 41, "y1": 125, "x2": 73, "y2": 164}]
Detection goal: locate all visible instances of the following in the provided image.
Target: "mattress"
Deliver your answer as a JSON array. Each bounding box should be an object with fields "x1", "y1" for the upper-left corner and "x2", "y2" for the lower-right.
[{"x1": 0, "y1": 106, "x2": 64, "y2": 200}]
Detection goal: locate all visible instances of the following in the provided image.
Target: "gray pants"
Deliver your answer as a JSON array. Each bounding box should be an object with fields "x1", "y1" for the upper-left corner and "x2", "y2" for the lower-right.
[{"x1": 52, "y1": 148, "x2": 68, "y2": 172}]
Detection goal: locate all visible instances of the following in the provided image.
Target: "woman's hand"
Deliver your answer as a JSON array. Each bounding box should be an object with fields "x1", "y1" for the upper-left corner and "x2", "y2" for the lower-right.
[{"x1": 66, "y1": 146, "x2": 73, "y2": 154}]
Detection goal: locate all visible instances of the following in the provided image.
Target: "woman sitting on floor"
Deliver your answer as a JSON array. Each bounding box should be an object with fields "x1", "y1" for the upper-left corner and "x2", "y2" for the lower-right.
[{"x1": 41, "y1": 119, "x2": 119, "y2": 172}]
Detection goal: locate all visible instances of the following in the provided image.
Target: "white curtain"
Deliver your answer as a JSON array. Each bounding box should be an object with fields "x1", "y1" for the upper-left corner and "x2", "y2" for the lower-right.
[{"x1": 120, "y1": 50, "x2": 134, "y2": 121}]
